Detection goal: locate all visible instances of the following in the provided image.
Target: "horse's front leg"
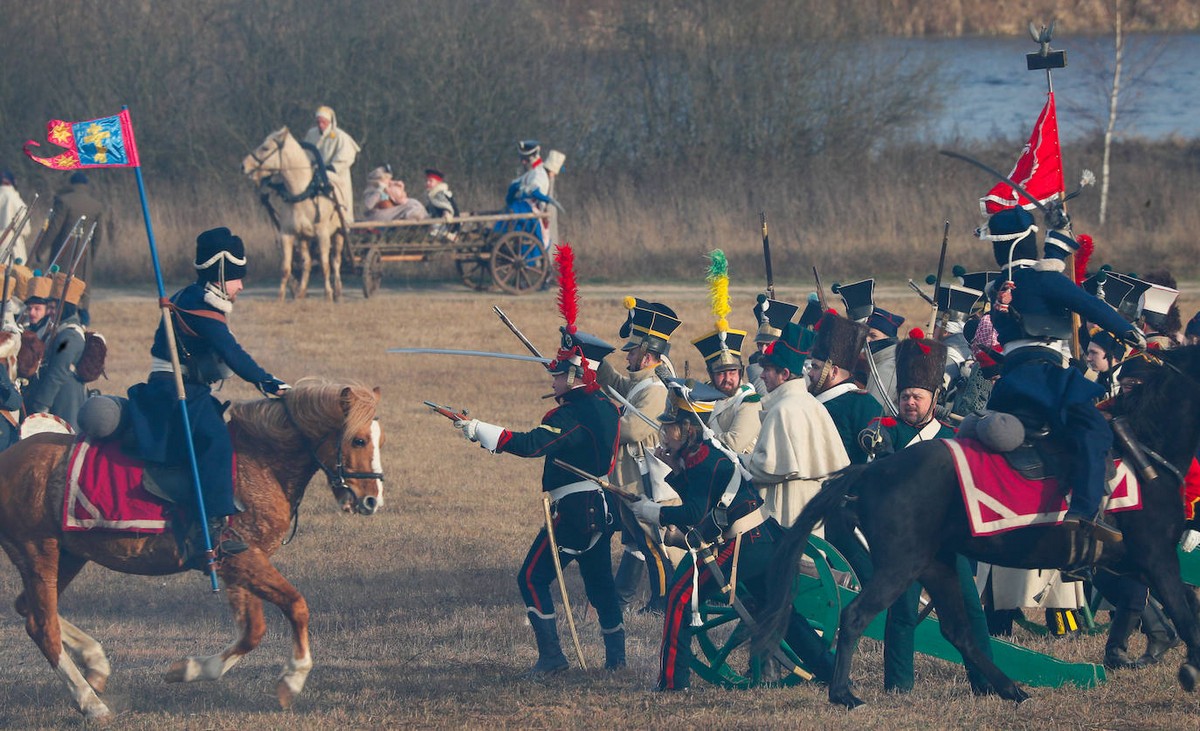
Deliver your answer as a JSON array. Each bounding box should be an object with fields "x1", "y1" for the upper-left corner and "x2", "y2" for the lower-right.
[
  {"x1": 279, "y1": 234, "x2": 294, "y2": 301},
  {"x1": 214, "y1": 552, "x2": 312, "y2": 708},
  {"x1": 330, "y1": 229, "x2": 344, "y2": 302},
  {"x1": 13, "y1": 542, "x2": 111, "y2": 719},
  {"x1": 316, "y1": 230, "x2": 333, "y2": 301},
  {"x1": 165, "y1": 583, "x2": 265, "y2": 685},
  {"x1": 918, "y1": 555, "x2": 1029, "y2": 703},
  {"x1": 296, "y1": 238, "x2": 313, "y2": 299}
]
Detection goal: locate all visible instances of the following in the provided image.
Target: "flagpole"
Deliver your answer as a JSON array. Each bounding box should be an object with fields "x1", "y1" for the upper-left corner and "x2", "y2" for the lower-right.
[{"x1": 125, "y1": 106, "x2": 221, "y2": 592}]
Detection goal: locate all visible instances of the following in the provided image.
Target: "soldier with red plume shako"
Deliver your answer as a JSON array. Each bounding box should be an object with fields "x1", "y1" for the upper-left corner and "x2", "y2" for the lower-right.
[{"x1": 453, "y1": 244, "x2": 626, "y2": 674}]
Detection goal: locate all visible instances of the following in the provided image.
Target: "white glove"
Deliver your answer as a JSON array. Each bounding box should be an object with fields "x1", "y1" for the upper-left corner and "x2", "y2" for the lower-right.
[
  {"x1": 630, "y1": 496, "x2": 662, "y2": 527},
  {"x1": 454, "y1": 418, "x2": 480, "y2": 442},
  {"x1": 1125, "y1": 328, "x2": 1148, "y2": 352},
  {"x1": 1182, "y1": 529, "x2": 1200, "y2": 553},
  {"x1": 454, "y1": 418, "x2": 504, "y2": 451}
]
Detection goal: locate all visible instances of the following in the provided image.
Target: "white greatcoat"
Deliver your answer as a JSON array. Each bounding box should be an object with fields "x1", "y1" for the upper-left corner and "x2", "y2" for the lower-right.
[
  {"x1": 0, "y1": 185, "x2": 29, "y2": 264},
  {"x1": 304, "y1": 110, "x2": 360, "y2": 221},
  {"x1": 707, "y1": 382, "x2": 761, "y2": 454},
  {"x1": 742, "y1": 378, "x2": 850, "y2": 531}
]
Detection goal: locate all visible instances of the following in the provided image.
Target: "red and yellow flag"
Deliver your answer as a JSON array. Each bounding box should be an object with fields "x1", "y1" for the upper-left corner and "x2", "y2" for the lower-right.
[{"x1": 24, "y1": 109, "x2": 140, "y2": 170}]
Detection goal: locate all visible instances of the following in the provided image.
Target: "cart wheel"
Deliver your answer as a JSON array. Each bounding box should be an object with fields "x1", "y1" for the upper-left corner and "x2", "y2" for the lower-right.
[
  {"x1": 456, "y1": 255, "x2": 491, "y2": 291},
  {"x1": 690, "y1": 536, "x2": 857, "y2": 689},
  {"x1": 490, "y1": 231, "x2": 548, "y2": 295},
  {"x1": 360, "y1": 246, "x2": 383, "y2": 298}
]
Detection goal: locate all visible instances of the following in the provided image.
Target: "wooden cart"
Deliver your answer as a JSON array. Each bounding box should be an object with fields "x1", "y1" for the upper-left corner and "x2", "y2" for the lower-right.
[{"x1": 346, "y1": 211, "x2": 550, "y2": 297}]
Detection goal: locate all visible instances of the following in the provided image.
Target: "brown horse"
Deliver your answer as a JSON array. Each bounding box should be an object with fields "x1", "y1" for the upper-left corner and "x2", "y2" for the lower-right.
[{"x1": 0, "y1": 379, "x2": 385, "y2": 720}]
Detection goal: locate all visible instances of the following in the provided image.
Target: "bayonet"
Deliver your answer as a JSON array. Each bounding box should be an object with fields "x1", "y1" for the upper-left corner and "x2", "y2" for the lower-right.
[
  {"x1": 812, "y1": 267, "x2": 827, "y2": 310},
  {"x1": 927, "y1": 219, "x2": 951, "y2": 333},
  {"x1": 760, "y1": 211, "x2": 775, "y2": 300}
]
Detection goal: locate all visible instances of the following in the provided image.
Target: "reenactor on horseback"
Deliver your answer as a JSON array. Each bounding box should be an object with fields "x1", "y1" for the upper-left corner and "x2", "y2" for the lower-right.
[
  {"x1": 631, "y1": 378, "x2": 836, "y2": 691},
  {"x1": 979, "y1": 205, "x2": 1144, "y2": 544},
  {"x1": 596, "y1": 298, "x2": 681, "y2": 615},
  {"x1": 304, "y1": 106, "x2": 359, "y2": 222},
  {"x1": 125, "y1": 227, "x2": 291, "y2": 562}
]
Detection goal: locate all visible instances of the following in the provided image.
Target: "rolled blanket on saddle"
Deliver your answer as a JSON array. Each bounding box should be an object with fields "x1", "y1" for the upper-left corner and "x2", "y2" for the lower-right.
[{"x1": 957, "y1": 410, "x2": 1025, "y2": 453}]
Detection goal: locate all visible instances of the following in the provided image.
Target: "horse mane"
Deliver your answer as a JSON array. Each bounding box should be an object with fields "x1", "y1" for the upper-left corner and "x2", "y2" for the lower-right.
[
  {"x1": 228, "y1": 377, "x2": 377, "y2": 450},
  {"x1": 1117, "y1": 346, "x2": 1200, "y2": 455}
]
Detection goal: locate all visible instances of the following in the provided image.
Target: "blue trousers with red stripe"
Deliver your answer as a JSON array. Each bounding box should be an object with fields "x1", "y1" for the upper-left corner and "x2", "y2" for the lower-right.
[
  {"x1": 658, "y1": 521, "x2": 834, "y2": 690},
  {"x1": 518, "y1": 506, "x2": 622, "y2": 632}
]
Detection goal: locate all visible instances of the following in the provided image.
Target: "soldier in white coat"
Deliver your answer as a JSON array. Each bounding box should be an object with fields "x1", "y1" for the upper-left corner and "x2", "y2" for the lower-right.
[{"x1": 304, "y1": 106, "x2": 360, "y2": 222}]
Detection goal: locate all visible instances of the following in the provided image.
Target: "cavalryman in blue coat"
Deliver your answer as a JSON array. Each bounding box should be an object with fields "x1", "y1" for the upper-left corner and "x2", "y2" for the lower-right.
[
  {"x1": 980, "y1": 206, "x2": 1143, "y2": 543},
  {"x1": 126, "y1": 227, "x2": 290, "y2": 560}
]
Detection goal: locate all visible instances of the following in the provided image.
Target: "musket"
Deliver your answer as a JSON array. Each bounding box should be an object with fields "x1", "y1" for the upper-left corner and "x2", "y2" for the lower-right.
[
  {"x1": 812, "y1": 267, "x2": 827, "y2": 310},
  {"x1": 552, "y1": 459, "x2": 639, "y2": 502},
  {"x1": 0, "y1": 195, "x2": 37, "y2": 262},
  {"x1": 760, "y1": 211, "x2": 775, "y2": 300},
  {"x1": 24, "y1": 202, "x2": 56, "y2": 266},
  {"x1": 906, "y1": 279, "x2": 935, "y2": 306},
  {"x1": 46, "y1": 219, "x2": 97, "y2": 340},
  {"x1": 927, "y1": 219, "x2": 951, "y2": 334},
  {"x1": 493, "y1": 305, "x2": 543, "y2": 358},
  {"x1": 0, "y1": 205, "x2": 27, "y2": 257},
  {"x1": 391, "y1": 347, "x2": 549, "y2": 364},
  {"x1": 45, "y1": 216, "x2": 87, "y2": 272},
  {"x1": 422, "y1": 400, "x2": 469, "y2": 421},
  {"x1": 0, "y1": 245, "x2": 15, "y2": 327}
]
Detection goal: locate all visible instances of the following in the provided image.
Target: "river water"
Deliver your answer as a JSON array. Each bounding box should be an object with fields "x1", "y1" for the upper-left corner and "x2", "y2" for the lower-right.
[{"x1": 887, "y1": 32, "x2": 1199, "y2": 142}]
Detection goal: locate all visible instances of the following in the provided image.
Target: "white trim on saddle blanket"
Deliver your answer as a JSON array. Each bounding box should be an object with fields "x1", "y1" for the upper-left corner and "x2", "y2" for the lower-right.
[
  {"x1": 945, "y1": 437, "x2": 1139, "y2": 538},
  {"x1": 63, "y1": 439, "x2": 169, "y2": 533}
]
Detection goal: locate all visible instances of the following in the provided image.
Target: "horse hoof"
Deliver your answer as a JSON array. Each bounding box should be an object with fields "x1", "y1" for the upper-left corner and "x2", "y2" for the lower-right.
[
  {"x1": 830, "y1": 688, "x2": 865, "y2": 710},
  {"x1": 1010, "y1": 686, "x2": 1032, "y2": 704},
  {"x1": 277, "y1": 679, "x2": 300, "y2": 709},
  {"x1": 1179, "y1": 663, "x2": 1200, "y2": 693},
  {"x1": 164, "y1": 658, "x2": 192, "y2": 683},
  {"x1": 82, "y1": 700, "x2": 113, "y2": 722}
]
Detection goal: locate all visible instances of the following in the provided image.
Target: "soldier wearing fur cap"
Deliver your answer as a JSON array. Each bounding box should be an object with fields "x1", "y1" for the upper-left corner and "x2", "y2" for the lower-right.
[
  {"x1": 630, "y1": 378, "x2": 836, "y2": 691},
  {"x1": 808, "y1": 312, "x2": 876, "y2": 465},
  {"x1": 979, "y1": 205, "x2": 1143, "y2": 543},
  {"x1": 453, "y1": 245, "x2": 625, "y2": 673},
  {"x1": 596, "y1": 297, "x2": 681, "y2": 615},
  {"x1": 859, "y1": 328, "x2": 996, "y2": 693},
  {"x1": 125, "y1": 227, "x2": 290, "y2": 563}
]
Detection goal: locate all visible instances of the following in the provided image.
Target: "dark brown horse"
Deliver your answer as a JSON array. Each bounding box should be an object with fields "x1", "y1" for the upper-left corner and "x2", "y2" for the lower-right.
[
  {"x1": 757, "y1": 346, "x2": 1200, "y2": 709},
  {"x1": 0, "y1": 379, "x2": 385, "y2": 720}
]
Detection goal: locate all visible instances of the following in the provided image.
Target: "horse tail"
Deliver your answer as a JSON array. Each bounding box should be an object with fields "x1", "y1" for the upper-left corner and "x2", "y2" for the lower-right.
[{"x1": 752, "y1": 464, "x2": 866, "y2": 656}]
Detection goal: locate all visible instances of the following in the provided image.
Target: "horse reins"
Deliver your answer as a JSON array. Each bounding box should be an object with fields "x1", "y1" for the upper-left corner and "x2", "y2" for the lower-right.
[{"x1": 278, "y1": 396, "x2": 384, "y2": 542}]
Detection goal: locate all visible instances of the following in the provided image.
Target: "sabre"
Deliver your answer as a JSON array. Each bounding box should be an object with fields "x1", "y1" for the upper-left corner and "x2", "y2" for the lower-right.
[
  {"x1": 542, "y1": 494, "x2": 587, "y2": 670},
  {"x1": 493, "y1": 305, "x2": 544, "y2": 358},
  {"x1": 939, "y1": 151, "x2": 1054, "y2": 216},
  {"x1": 927, "y1": 219, "x2": 951, "y2": 334},
  {"x1": 812, "y1": 266, "x2": 828, "y2": 310},
  {"x1": 552, "y1": 459, "x2": 639, "y2": 502},
  {"x1": 760, "y1": 211, "x2": 775, "y2": 300},
  {"x1": 389, "y1": 347, "x2": 549, "y2": 364}
]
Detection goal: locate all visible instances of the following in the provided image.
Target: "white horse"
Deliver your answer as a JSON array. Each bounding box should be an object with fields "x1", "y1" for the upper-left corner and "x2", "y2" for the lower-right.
[{"x1": 241, "y1": 127, "x2": 345, "y2": 302}]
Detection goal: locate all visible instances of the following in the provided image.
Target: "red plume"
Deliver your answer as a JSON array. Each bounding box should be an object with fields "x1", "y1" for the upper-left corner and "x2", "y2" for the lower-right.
[
  {"x1": 1074, "y1": 233, "x2": 1094, "y2": 285},
  {"x1": 554, "y1": 243, "x2": 579, "y2": 334}
]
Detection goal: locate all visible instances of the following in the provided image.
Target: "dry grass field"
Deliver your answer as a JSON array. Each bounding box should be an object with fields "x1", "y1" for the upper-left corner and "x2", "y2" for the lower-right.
[{"x1": 1, "y1": 278, "x2": 1199, "y2": 730}]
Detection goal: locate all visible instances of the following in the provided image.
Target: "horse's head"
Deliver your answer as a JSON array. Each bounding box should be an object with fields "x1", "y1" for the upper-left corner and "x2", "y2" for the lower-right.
[
  {"x1": 241, "y1": 126, "x2": 291, "y2": 183},
  {"x1": 325, "y1": 384, "x2": 386, "y2": 516}
]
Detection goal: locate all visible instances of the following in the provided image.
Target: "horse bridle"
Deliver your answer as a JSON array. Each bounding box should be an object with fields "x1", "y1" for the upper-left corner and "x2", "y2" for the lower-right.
[
  {"x1": 280, "y1": 397, "x2": 384, "y2": 517},
  {"x1": 246, "y1": 132, "x2": 329, "y2": 205}
]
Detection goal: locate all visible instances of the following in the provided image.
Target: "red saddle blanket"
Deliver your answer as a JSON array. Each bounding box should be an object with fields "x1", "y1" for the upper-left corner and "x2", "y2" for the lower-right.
[
  {"x1": 63, "y1": 439, "x2": 169, "y2": 533},
  {"x1": 944, "y1": 437, "x2": 1140, "y2": 538}
]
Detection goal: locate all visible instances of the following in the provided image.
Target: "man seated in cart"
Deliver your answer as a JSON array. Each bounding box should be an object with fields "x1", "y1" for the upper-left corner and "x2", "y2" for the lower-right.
[
  {"x1": 424, "y1": 168, "x2": 460, "y2": 241},
  {"x1": 504, "y1": 140, "x2": 563, "y2": 246},
  {"x1": 362, "y1": 165, "x2": 427, "y2": 223}
]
